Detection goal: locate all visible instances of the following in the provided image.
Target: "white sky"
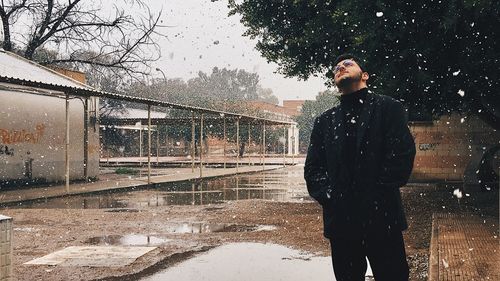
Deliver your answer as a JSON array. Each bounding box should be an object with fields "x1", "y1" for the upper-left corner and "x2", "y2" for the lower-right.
[{"x1": 144, "y1": 0, "x2": 328, "y2": 103}]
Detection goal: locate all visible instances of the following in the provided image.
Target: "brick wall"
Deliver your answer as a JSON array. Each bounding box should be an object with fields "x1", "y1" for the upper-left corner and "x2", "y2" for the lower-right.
[
  {"x1": 282, "y1": 100, "x2": 306, "y2": 117},
  {"x1": 50, "y1": 67, "x2": 87, "y2": 84},
  {"x1": 409, "y1": 114, "x2": 499, "y2": 182}
]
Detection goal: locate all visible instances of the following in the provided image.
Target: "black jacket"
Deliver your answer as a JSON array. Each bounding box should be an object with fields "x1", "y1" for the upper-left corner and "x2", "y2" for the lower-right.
[{"x1": 304, "y1": 91, "x2": 416, "y2": 238}]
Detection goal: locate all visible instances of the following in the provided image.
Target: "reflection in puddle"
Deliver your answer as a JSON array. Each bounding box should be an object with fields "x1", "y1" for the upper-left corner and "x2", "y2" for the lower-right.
[
  {"x1": 140, "y1": 243, "x2": 374, "y2": 281},
  {"x1": 9, "y1": 166, "x2": 309, "y2": 209},
  {"x1": 86, "y1": 234, "x2": 170, "y2": 246},
  {"x1": 162, "y1": 222, "x2": 274, "y2": 234}
]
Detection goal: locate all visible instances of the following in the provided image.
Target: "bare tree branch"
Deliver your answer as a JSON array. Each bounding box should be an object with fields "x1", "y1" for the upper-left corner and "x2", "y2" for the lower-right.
[{"x1": 1, "y1": 0, "x2": 162, "y2": 76}]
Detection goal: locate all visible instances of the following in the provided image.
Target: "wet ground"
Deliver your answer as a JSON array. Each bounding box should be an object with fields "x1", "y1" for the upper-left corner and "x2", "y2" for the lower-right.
[
  {"x1": 1, "y1": 165, "x2": 497, "y2": 281},
  {"x1": 10, "y1": 167, "x2": 310, "y2": 209}
]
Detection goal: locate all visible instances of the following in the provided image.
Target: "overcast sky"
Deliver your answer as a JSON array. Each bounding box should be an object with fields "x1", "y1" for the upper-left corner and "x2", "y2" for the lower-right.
[{"x1": 144, "y1": 0, "x2": 328, "y2": 103}]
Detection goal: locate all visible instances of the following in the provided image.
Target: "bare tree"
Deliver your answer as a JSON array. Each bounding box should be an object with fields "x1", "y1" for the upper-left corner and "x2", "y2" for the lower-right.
[{"x1": 0, "y1": 0, "x2": 162, "y2": 75}]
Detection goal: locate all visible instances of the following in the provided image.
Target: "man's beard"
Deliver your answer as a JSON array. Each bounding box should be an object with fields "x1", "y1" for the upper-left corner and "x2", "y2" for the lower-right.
[{"x1": 335, "y1": 72, "x2": 362, "y2": 89}]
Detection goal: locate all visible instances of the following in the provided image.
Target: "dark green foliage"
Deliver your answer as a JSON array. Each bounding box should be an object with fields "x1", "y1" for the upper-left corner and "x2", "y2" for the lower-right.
[{"x1": 229, "y1": 0, "x2": 500, "y2": 128}]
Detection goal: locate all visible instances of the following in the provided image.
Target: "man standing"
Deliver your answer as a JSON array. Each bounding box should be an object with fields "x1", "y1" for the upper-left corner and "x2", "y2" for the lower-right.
[{"x1": 304, "y1": 54, "x2": 416, "y2": 281}]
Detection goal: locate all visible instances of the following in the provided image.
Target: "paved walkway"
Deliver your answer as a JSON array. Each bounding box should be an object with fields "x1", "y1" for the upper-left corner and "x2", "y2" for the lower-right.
[
  {"x1": 100, "y1": 155, "x2": 301, "y2": 166},
  {"x1": 429, "y1": 213, "x2": 499, "y2": 281},
  {"x1": 0, "y1": 165, "x2": 283, "y2": 205}
]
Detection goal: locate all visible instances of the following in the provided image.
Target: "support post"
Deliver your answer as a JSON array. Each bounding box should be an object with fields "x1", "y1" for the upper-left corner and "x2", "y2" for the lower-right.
[
  {"x1": 248, "y1": 123, "x2": 251, "y2": 166},
  {"x1": 65, "y1": 93, "x2": 70, "y2": 193},
  {"x1": 260, "y1": 122, "x2": 263, "y2": 166},
  {"x1": 291, "y1": 125, "x2": 295, "y2": 164},
  {"x1": 262, "y1": 121, "x2": 266, "y2": 171},
  {"x1": 139, "y1": 123, "x2": 143, "y2": 166},
  {"x1": 283, "y1": 125, "x2": 286, "y2": 167},
  {"x1": 156, "y1": 125, "x2": 159, "y2": 164},
  {"x1": 199, "y1": 113, "x2": 204, "y2": 178},
  {"x1": 236, "y1": 117, "x2": 240, "y2": 172},
  {"x1": 83, "y1": 98, "x2": 89, "y2": 181},
  {"x1": 191, "y1": 112, "x2": 195, "y2": 173},
  {"x1": 223, "y1": 116, "x2": 227, "y2": 170},
  {"x1": 165, "y1": 125, "x2": 169, "y2": 157},
  {"x1": 147, "y1": 105, "x2": 151, "y2": 184}
]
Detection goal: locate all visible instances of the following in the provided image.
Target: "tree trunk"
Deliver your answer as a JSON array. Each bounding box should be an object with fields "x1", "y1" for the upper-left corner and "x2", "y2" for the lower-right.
[{"x1": 1, "y1": 15, "x2": 12, "y2": 51}]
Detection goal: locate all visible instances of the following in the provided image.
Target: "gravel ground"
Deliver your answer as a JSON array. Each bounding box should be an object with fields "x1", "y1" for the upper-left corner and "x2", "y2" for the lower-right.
[{"x1": 1, "y1": 181, "x2": 497, "y2": 281}]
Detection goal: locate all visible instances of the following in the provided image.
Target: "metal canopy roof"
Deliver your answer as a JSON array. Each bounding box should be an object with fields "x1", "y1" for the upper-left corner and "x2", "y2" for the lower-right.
[
  {"x1": 100, "y1": 116, "x2": 289, "y2": 126},
  {"x1": 101, "y1": 108, "x2": 290, "y2": 126},
  {"x1": 0, "y1": 49, "x2": 296, "y2": 126}
]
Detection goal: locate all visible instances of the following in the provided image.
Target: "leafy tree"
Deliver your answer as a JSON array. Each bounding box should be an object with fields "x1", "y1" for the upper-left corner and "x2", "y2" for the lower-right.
[
  {"x1": 126, "y1": 67, "x2": 278, "y2": 111},
  {"x1": 229, "y1": 0, "x2": 500, "y2": 128},
  {"x1": 257, "y1": 86, "x2": 279, "y2": 105},
  {"x1": 295, "y1": 90, "x2": 339, "y2": 150},
  {"x1": 1, "y1": 0, "x2": 161, "y2": 75},
  {"x1": 185, "y1": 67, "x2": 260, "y2": 108}
]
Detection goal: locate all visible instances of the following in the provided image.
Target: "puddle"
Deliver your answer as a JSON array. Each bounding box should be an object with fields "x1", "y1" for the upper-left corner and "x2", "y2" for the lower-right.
[
  {"x1": 7, "y1": 166, "x2": 310, "y2": 209},
  {"x1": 254, "y1": 225, "x2": 278, "y2": 231},
  {"x1": 85, "y1": 234, "x2": 170, "y2": 246},
  {"x1": 14, "y1": 227, "x2": 39, "y2": 232},
  {"x1": 104, "y1": 208, "x2": 140, "y2": 213},
  {"x1": 162, "y1": 222, "x2": 274, "y2": 234},
  {"x1": 140, "y1": 243, "x2": 374, "y2": 281}
]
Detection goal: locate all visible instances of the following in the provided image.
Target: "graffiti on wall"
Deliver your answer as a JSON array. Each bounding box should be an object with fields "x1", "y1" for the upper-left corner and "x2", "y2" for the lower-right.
[
  {"x1": 419, "y1": 143, "x2": 439, "y2": 151},
  {"x1": 0, "y1": 124, "x2": 46, "y2": 144},
  {"x1": 0, "y1": 145, "x2": 14, "y2": 156}
]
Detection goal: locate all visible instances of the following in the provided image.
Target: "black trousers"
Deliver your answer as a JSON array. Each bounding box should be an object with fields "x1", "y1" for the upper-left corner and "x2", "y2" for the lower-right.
[{"x1": 329, "y1": 228, "x2": 409, "y2": 281}]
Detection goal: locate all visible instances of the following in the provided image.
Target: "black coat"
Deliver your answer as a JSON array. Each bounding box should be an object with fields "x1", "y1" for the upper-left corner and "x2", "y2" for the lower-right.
[{"x1": 304, "y1": 91, "x2": 416, "y2": 238}]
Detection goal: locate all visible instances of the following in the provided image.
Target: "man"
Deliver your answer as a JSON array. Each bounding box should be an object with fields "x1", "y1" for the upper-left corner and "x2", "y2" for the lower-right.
[{"x1": 304, "y1": 54, "x2": 416, "y2": 281}]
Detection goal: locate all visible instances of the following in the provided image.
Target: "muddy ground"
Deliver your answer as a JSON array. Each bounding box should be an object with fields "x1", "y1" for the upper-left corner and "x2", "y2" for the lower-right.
[{"x1": 2, "y1": 183, "x2": 498, "y2": 281}]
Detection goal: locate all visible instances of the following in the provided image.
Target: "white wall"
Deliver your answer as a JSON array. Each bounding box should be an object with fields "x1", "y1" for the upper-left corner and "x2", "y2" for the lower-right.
[
  {"x1": 0, "y1": 89, "x2": 99, "y2": 183},
  {"x1": 287, "y1": 125, "x2": 299, "y2": 155}
]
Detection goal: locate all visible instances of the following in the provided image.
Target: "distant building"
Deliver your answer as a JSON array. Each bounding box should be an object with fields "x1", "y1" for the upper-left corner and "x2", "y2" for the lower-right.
[
  {"x1": 243, "y1": 100, "x2": 301, "y2": 155},
  {"x1": 282, "y1": 100, "x2": 306, "y2": 117}
]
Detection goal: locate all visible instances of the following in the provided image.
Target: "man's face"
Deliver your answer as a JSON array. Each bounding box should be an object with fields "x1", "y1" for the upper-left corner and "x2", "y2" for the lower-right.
[{"x1": 333, "y1": 59, "x2": 364, "y2": 87}]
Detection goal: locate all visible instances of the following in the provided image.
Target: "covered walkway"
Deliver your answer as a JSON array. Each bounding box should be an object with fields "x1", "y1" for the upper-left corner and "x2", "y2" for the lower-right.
[{"x1": 0, "y1": 49, "x2": 298, "y2": 192}]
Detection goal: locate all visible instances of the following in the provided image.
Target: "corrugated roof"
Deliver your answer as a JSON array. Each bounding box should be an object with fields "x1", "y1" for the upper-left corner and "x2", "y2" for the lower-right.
[
  {"x1": 0, "y1": 49, "x2": 296, "y2": 125},
  {"x1": 0, "y1": 49, "x2": 92, "y2": 90}
]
